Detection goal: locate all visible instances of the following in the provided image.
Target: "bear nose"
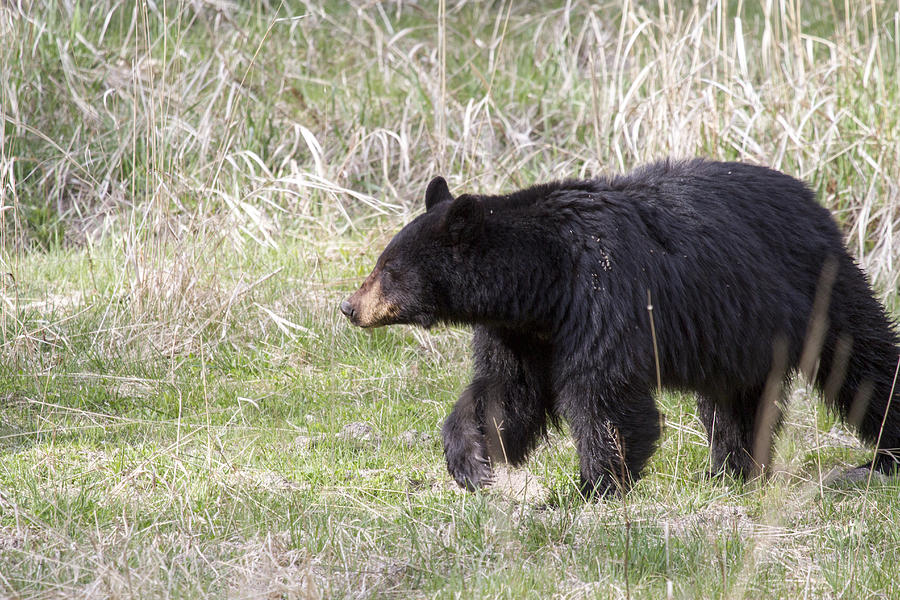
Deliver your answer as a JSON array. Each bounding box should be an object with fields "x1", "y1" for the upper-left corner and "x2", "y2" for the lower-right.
[{"x1": 340, "y1": 299, "x2": 356, "y2": 319}]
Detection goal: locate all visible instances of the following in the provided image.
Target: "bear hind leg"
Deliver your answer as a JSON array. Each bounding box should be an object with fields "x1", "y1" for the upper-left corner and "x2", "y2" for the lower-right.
[
  {"x1": 698, "y1": 397, "x2": 756, "y2": 479},
  {"x1": 697, "y1": 385, "x2": 784, "y2": 480},
  {"x1": 813, "y1": 332, "x2": 900, "y2": 477}
]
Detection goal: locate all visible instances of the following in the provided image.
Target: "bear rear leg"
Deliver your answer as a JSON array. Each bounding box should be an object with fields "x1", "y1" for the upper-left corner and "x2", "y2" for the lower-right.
[
  {"x1": 697, "y1": 385, "x2": 784, "y2": 479},
  {"x1": 814, "y1": 326, "x2": 900, "y2": 478}
]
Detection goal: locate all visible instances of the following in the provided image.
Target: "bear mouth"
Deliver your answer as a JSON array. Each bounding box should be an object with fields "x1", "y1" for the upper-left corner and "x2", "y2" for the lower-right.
[{"x1": 340, "y1": 286, "x2": 401, "y2": 328}]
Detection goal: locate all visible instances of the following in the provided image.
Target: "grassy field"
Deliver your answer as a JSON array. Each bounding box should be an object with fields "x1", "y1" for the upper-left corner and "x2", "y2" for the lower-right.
[{"x1": 1, "y1": 1, "x2": 900, "y2": 598}]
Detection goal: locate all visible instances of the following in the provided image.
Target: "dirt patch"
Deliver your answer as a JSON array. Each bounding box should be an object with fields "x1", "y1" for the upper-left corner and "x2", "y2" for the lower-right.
[
  {"x1": 337, "y1": 421, "x2": 381, "y2": 446},
  {"x1": 227, "y1": 469, "x2": 309, "y2": 493},
  {"x1": 293, "y1": 432, "x2": 324, "y2": 451},
  {"x1": 488, "y1": 465, "x2": 549, "y2": 504},
  {"x1": 397, "y1": 429, "x2": 432, "y2": 448}
]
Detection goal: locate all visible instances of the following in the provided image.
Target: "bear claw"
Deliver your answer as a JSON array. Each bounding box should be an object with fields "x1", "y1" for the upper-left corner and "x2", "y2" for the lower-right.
[{"x1": 447, "y1": 452, "x2": 493, "y2": 491}]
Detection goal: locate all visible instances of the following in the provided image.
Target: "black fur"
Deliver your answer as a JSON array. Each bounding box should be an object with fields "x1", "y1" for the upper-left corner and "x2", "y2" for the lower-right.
[{"x1": 343, "y1": 160, "x2": 900, "y2": 496}]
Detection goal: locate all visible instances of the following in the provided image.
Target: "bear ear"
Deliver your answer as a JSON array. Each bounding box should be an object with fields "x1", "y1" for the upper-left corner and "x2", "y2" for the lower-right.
[
  {"x1": 442, "y1": 194, "x2": 484, "y2": 247},
  {"x1": 425, "y1": 176, "x2": 453, "y2": 212}
]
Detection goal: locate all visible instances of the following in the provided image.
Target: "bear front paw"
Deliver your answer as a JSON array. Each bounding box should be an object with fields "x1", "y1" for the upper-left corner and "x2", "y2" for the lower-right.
[
  {"x1": 446, "y1": 447, "x2": 493, "y2": 491},
  {"x1": 442, "y1": 418, "x2": 492, "y2": 491}
]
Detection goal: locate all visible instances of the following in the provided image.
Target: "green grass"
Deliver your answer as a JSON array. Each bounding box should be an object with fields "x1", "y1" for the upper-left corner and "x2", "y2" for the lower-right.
[{"x1": 2, "y1": 0, "x2": 900, "y2": 598}]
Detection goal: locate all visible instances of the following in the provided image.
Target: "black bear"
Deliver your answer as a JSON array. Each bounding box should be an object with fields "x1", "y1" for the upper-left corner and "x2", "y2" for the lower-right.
[{"x1": 340, "y1": 159, "x2": 900, "y2": 497}]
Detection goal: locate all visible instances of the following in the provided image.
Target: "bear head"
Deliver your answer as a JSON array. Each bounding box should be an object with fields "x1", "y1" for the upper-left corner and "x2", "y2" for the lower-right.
[{"x1": 340, "y1": 176, "x2": 484, "y2": 329}]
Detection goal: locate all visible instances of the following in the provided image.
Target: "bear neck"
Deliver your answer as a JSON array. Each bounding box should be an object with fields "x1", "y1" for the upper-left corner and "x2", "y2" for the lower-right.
[{"x1": 440, "y1": 223, "x2": 568, "y2": 333}]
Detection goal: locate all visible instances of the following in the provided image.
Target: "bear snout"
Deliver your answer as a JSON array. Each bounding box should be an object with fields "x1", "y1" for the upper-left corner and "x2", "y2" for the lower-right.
[
  {"x1": 340, "y1": 299, "x2": 357, "y2": 322},
  {"x1": 341, "y1": 278, "x2": 399, "y2": 328}
]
